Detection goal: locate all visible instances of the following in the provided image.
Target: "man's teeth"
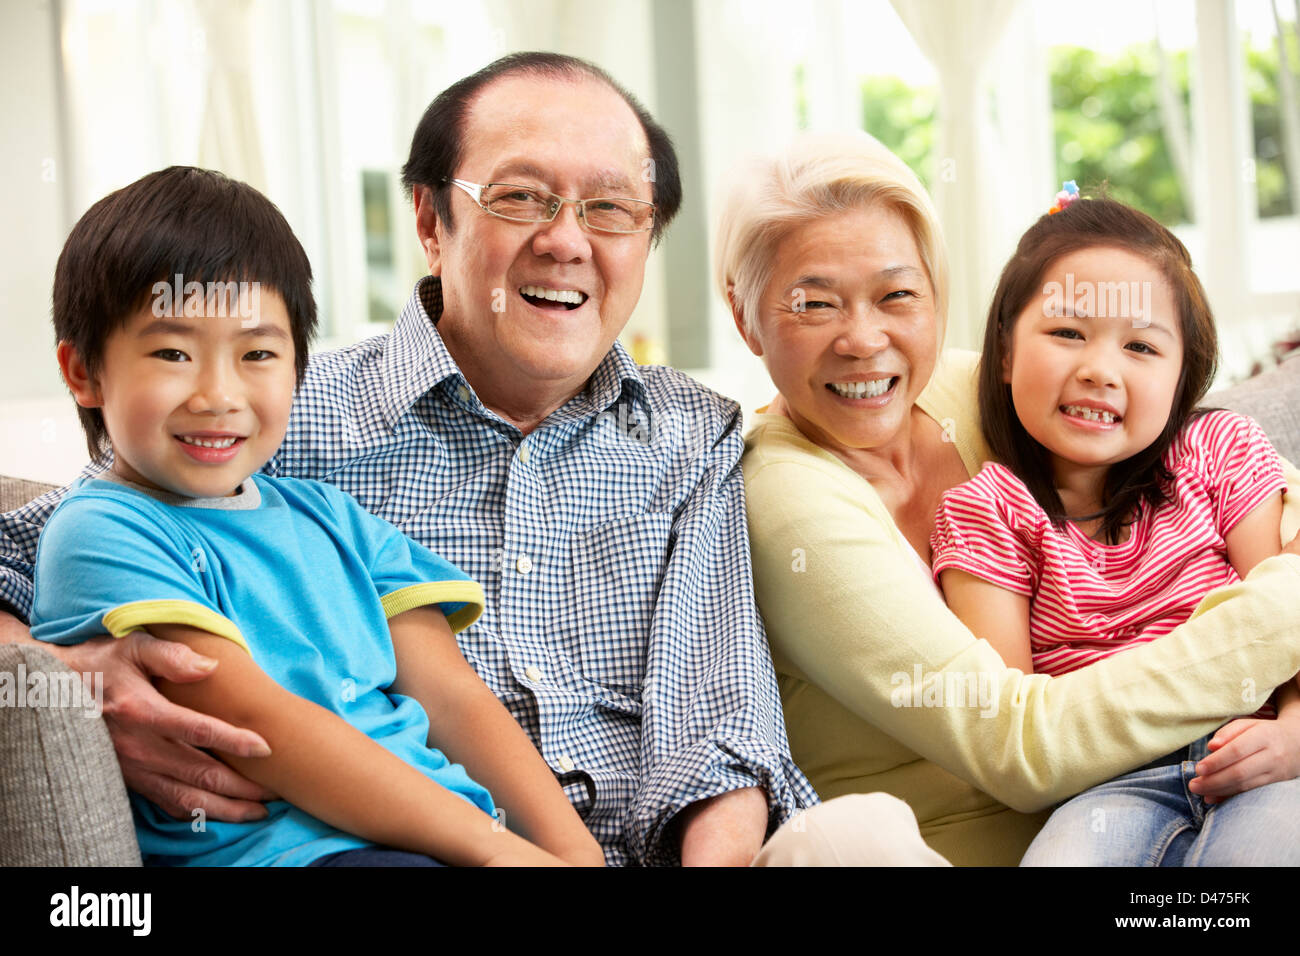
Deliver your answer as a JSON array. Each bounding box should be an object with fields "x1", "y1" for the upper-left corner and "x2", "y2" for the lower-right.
[
  {"x1": 178, "y1": 436, "x2": 239, "y2": 448},
  {"x1": 520, "y1": 285, "x2": 583, "y2": 305},
  {"x1": 1062, "y1": 405, "x2": 1118, "y2": 424},
  {"x1": 829, "y1": 379, "x2": 893, "y2": 399}
]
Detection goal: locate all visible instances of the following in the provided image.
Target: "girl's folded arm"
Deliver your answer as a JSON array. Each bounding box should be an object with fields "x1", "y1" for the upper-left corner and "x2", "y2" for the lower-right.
[{"x1": 147, "y1": 622, "x2": 563, "y2": 866}]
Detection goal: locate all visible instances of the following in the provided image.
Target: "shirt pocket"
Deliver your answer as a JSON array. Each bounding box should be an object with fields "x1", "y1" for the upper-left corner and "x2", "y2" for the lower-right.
[{"x1": 567, "y1": 513, "x2": 675, "y2": 694}]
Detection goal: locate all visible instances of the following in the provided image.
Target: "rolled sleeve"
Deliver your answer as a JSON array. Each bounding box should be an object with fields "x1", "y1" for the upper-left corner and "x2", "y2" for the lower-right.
[{"x1": 629, "y1": 408, "x2": 817, "y2": 865}]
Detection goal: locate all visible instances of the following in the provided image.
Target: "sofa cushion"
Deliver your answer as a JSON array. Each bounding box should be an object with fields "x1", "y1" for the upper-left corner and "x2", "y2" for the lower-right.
[
  {"x1": 1208, "y1": 354, "x2": 1300, "y2": 464},
  {"x1": 0, "y1": 644, "x2": 141, "y2": 865}
]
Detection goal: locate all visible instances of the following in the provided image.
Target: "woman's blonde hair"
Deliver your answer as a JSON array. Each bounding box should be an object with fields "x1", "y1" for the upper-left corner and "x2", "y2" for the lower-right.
[{"x1": 713, "y1": 131, "x2": 948, "y2": 340}]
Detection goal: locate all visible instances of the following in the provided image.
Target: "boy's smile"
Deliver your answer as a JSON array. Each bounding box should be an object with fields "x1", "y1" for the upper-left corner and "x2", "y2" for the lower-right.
[{"x1": 60, "y1": 290, "x2": 297, "y2": 499}]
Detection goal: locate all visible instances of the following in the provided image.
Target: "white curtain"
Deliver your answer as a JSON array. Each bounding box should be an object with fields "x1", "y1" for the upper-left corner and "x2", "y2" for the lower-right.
[
  {"x1": 196, "y1": 0, "x2": 266, "y2": 191},
  {"x1": 889, "y1": 0, "x2": 1022, "y2": 349}
]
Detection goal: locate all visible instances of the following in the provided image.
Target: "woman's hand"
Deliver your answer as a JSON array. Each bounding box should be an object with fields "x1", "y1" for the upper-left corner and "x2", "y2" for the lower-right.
[{"x1": 1189, "y1": 713, "x2": 1300, "y2": 803}]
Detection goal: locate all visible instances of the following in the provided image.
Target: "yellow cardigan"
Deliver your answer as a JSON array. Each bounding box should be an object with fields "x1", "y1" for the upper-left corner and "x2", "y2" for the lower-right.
[{"x1": 742, "y1": 349, "x2": 1300, "y2": 865}]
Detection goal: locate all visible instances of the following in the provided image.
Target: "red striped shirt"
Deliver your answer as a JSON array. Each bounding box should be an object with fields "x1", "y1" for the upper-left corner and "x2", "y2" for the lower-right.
[{"x1": 931, "y1": 410, "x2": 1287, "y2": 678}]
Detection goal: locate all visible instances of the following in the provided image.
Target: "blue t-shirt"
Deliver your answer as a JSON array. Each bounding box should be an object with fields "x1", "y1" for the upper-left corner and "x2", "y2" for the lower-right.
[{"x1": 30, "y1": 473, "x2": 495, "y2": 866}]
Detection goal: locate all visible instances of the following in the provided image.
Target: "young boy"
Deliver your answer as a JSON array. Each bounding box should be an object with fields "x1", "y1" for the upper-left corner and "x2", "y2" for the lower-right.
[{"x1": 30, "y1": 166, "x2": 603, "y2": 867}]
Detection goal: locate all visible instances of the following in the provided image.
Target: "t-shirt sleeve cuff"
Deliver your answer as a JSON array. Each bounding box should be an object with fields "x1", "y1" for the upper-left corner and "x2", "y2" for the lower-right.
[
  {"x1": 102, "y1": 599, "x2": 250, "y2": 654},
  {"x1": 1219, "y1": 472, "x2": 1289, "y2": 534},
  {"x1": 930, "y1": 551, "x2": 1036, "y2": 596},
  {"x1": 379, "y1": 581, "x2": 486, "y2": 633}
]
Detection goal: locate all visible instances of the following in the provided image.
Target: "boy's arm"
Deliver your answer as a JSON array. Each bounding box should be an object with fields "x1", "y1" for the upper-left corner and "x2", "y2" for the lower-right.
[
  {"x1": 937, "y1": 569, "x2": 1035, "y2": 673},
  {"x1": 387, "y1": 606, "x2": 605, "y2": 866},
  {"x1": 149, "y1": 622, "x2": 567, "y2": 867}
]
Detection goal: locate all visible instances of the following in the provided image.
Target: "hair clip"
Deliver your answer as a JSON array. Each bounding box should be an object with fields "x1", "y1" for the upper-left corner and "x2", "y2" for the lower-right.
[{"x1": 1048, "y1": 180, "x2": 1079, "y2": 215}]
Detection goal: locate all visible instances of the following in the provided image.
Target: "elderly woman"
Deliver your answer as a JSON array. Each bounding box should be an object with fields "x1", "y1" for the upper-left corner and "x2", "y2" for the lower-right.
[{"x1": 717, "y1": 132, "x2": 1300, "y2": 866}]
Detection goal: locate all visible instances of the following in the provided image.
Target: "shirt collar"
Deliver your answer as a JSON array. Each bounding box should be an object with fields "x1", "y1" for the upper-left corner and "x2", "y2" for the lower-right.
[{"x1": 380, "y1": 276, "x2": 651, "y2": 429}]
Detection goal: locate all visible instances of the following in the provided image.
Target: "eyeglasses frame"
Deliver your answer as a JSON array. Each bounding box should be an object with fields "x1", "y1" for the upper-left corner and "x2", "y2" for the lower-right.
[{"x1": 444, "y1": 178, "x2": 656, "y2": 235}]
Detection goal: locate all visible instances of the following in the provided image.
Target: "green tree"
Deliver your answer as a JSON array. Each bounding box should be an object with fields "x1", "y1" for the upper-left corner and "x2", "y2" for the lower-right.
[
  {"x1": 860, "y1": 75, "x2": 937, "y2": 188},
  {"x1": 855, "y1": 36, "x2": 1295, "y2": 223},
  {"x1": 1050, "y1": 45, "x2": 1189, "y2": 224}
]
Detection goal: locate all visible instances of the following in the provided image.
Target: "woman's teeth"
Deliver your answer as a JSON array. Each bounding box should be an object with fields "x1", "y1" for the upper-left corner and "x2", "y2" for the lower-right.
[
  {"x1": 1062, "y1": 405, "x2": 1118, "y2": 424},
  {"x1": 829, "y1": 379, "x2": 894, "y2": 399},
  {"x1": 520, "y1": 285, "x2": 584, "y2": 305},
  {"x1": 178, "y1": 436, "x2": 239, "y2": 448}
]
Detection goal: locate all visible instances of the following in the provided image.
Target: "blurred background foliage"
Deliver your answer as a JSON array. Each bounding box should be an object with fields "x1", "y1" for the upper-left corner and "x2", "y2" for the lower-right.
[{"x1": 856, "y1": 32, "x2": 1297, "y2": 226}]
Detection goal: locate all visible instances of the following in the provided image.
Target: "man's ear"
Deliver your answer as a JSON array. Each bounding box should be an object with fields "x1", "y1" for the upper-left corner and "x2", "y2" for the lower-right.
[
  {"x1": 728, "y1": 286, "x2": 763, "y2": 357},
  {"x1": 413, "y1": 185, "x2": 442, "y2": 277},
  {"x1": 56, "y1": 341, "x2": 103, "y2": 408}
]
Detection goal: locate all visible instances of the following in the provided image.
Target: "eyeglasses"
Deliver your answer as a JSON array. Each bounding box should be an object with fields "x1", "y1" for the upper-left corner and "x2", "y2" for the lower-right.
[{"x1": 445, "y1": 179, "x2": 655, "y2": 235}]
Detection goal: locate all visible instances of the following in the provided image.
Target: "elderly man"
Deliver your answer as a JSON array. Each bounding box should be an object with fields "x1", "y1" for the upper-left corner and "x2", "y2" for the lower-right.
[
  {"x1": 0, "y1": 52, "x2": 793, "y2": 866},
  {"x1": 2, "y1": 53, "x2": 942, "y2": 867}
]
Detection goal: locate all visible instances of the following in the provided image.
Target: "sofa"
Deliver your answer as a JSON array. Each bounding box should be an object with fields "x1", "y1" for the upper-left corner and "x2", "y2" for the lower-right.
[{"x1": 2, "y1": 353, "x2": 1299, "y2": 865}]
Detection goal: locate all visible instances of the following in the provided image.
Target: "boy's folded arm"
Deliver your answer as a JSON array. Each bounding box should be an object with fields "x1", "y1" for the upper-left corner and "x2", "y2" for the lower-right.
[
  {"x1": 147, "y1": 621, "x2": 554, "y2": 867},
  {"x1": 387, "y1": 606, "x2": 605, "y2": 865}
]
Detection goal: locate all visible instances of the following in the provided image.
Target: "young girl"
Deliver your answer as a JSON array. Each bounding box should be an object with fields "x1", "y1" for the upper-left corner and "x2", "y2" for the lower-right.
[{"x1": 930, "y1": 190, "x2": 1300, "y2": 866}]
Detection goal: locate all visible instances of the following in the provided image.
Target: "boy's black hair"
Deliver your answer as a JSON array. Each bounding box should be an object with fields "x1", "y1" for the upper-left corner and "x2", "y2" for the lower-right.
[
  {"x1": 53, "y1": 166, "x2": 316, "y2": 461},
  {"x1": 400, "y1": 51, "x2": 682, "y2": 246}
]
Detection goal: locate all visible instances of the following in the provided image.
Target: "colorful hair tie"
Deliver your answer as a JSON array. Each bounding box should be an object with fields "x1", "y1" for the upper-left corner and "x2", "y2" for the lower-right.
[{"x1": 1048, "y1": 180, "x2": 1079, "y2": 215}]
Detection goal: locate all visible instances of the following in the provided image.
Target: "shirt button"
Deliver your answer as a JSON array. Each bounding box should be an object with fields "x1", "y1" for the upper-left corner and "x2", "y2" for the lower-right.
[
  {"x1": 456, "y1": 385, "x2": 470, "y2": 402},
  {"x1": 518, "y1": 443, "x2": 530, "y2": 464},
  {"x1": 557, "y1": 755, "x2": 576, "y2": 772},
  {"x1": 516, "y1": 555, "x2": 533, "y2": 574},
  {"x1": 524, "y1": 665, "x2": 543, "y2": 682}
]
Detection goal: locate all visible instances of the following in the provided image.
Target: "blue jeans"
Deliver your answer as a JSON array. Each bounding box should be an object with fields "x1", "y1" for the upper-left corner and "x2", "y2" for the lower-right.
[
  {"x1": 1021, "y1": 734, "x2": 1300, "y2": 866},
  {"x1": 309, "y1": 847, "x2": 446, "y2": 867}
]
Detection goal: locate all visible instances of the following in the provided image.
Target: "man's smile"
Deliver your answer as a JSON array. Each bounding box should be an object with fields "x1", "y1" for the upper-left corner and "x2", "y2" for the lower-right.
[{"x1": 519, "y1": 284, "x2": 589, "y2": 310}]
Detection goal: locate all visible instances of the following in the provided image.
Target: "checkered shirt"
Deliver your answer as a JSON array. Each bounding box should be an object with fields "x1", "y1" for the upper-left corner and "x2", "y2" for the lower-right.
[{"x1": 0, "y1": 277, "x2": 817, "y2": 865}]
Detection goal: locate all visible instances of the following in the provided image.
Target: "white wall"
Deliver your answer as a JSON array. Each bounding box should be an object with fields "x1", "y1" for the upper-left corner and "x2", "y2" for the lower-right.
[{"x1": 1, "y1": 0, "x2": 70, "y2": 405}]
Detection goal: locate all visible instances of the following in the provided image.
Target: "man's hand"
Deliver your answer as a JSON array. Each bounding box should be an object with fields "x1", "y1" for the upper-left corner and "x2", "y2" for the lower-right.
[
  {"x1": 677, "y1": 786, "x2": 769, "y2": 866},
  {"x1": 1190, "y1": 713, "x2": 1300, "y2": 804},
  {"x1": 2, "y1": 614, "x2": 275, "y2": 821}
]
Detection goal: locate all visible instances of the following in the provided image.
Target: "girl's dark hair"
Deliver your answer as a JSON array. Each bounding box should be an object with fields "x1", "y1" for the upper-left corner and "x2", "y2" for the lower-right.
[
  {"x1": 977, "y1": 196, "x2": 1218, "y2": 544},
  {"x1": 52, "y1": 166, "x2": 317, "y2": 461}
]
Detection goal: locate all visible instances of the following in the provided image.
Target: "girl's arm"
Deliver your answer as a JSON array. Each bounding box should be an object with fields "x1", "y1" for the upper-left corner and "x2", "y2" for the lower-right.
[
  {"x1": 148, "y1": 622, "x2": 567, "y2": 867},
  {"x1": 936, "y1": 569, "x2": 1034, "y2": 673},
  {"x1": 1224, "y1": 491, "x2": 1284, "y2": 579},
  {"x1": 387, "y1": 605, "x2": 605, "y2": 866}
]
